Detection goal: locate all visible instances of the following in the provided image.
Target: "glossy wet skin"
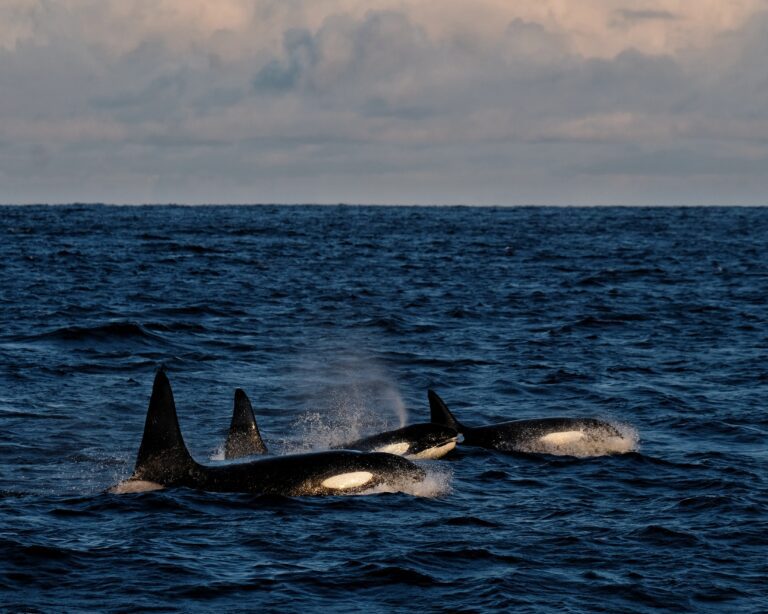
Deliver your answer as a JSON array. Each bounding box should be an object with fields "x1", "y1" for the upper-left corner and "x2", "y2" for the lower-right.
[
  {"x1": 461, "y1": 417, "x2": 622, "y2": 449},
  {"x1": 428, "y1": 389, "x2": 627, "y2": 454},
  {"x1": 129, "y1": 449, "x2": 426, "y2": 496},
  {"x1": 120, "y1": 370, "x2": 427, "y2": 497}
]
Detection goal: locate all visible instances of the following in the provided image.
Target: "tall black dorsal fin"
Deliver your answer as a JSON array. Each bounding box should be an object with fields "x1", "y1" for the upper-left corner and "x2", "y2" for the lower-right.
[
  {"x1": 224, "y1": 388, "x2": 268, "y2": 459},
  {"x1": 428, "y1": 389, "x2": 464, "y2": 432},
  {"x1": 133, "y1": 368, "x2": 197, "y2": 483}
]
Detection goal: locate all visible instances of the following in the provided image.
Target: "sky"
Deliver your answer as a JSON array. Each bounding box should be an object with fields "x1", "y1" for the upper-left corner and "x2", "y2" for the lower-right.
[{"x1": 1, "y1": 0, "x2": 767, "y2": 205}]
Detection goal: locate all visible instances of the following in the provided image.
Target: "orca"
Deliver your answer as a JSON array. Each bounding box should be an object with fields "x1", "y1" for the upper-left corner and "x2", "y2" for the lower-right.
[
  {"x1": 111, "y1": 369, "x2": 426, "y2": 496},
  {"x1": 428, "y1": 390, "x2": 632, "y2": 456},
  {"x1": 339, "y1": 423, "x2": 458, "y2": 460},
  {"x1": 222, "y1": 388, "x2": 458, "y2": 461}
]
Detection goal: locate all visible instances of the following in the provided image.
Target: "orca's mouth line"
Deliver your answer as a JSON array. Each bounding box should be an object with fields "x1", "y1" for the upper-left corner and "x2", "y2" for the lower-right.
[
  {"x1": 406, "y1": 435, "x2": 458, "y2": 453},
  {"x1": 409, "y1": 437, "x2": 458, "y2": 460},
  {"x1": 433, "y1": 435, "x2": 459, "y2": 447}
]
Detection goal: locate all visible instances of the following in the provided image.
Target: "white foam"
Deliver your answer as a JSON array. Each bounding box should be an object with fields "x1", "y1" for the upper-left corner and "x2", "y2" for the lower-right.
[
  {"x1": 209, "y1": 444, "x2": 226, "y2": 461},
  {"x1": 285, "y1": 347, "x2": 410, "y2": 452},
  {"x1": 516, "y1": 422, "x2": 639, "y2": 457},
  {"x1": 359, "y1": 464, "x2": 453, "y2": 498}
]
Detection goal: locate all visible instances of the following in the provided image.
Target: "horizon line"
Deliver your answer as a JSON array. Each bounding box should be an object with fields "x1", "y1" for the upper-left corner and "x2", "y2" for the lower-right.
[{"x1": 2, "y1": 202, "x2": 767, "y2": 208}]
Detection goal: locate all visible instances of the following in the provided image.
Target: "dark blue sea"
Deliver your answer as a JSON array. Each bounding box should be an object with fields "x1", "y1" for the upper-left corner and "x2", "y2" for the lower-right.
[{"x1": 1, "y1": 205, "x2": 766, "y2": 612}]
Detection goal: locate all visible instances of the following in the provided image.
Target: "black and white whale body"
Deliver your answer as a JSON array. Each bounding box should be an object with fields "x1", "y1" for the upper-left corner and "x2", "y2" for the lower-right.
[
  {"x1": 112, "y1": 370, "x2": 426, "y2": 496},
  {"x1": 222, "y1": 387, "x2": 458, "y2": 461},
  {"x1": 428, "y1": 390, "x2": 634, "y2": 456},
  {"x1": 338, "y1": 423, "x2": 458, "y2": 459}
]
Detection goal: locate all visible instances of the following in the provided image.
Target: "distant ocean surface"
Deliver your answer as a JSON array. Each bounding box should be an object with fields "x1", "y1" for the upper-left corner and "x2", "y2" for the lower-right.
[{"x1": 1, "y1": 205, "x2": 766, "y2": 613}]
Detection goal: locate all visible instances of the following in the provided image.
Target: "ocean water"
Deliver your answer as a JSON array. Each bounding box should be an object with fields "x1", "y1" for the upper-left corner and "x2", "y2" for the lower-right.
[{"x1": 0, "y1": 205, "x2": 766, "y2": 612}]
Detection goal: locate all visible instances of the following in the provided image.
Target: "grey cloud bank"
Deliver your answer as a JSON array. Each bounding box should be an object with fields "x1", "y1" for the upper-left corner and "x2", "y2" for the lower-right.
[{"x1": 1, "y1": 2, "x2": 767, "y2": 205}]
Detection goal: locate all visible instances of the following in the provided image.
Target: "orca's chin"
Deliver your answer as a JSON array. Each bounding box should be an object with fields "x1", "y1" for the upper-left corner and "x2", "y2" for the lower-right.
[{"x1": 408, "y1": 437, "x2": 458, "y2": 460}]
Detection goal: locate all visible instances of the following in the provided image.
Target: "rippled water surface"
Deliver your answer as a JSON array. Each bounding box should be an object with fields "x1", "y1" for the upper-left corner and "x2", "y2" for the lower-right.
[{"x1": 1, "y1": 205, "x2": 767, "y2": 612}]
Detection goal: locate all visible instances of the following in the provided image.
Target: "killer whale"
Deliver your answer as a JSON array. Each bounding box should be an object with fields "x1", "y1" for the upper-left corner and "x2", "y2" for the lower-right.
[
  {"x1": 111, "y1": 369, "x2": 426, "y2": 496},
  {"x1": 222, "y1": 388, "x2": 458, "y2": 461},
  {"x1": 428, "y1": 390, "x2": 632, "y2": 455},
  {"x1": 338, "y1": 423, "x2": 458, "y2": 460}
]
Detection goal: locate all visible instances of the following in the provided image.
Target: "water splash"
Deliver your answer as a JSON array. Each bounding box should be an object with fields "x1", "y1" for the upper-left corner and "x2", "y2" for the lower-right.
[
  {"x1": 283, "y1": 409, "x2": 368, "y2": 453},
  {"x1": 359, "y1": 463, "x2": 453, "y2": 498},
  {"x1": 209, "y1": 445, "x2": 226, "y2": 461},
  {"x1": 284, "y1": 347, "x2": 410, "y2": 451}
]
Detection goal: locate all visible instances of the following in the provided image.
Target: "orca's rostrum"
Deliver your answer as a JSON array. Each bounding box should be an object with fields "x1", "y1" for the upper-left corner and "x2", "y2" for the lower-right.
[{"x1": 112, "y1": 369, "x2": 426, "y2": 496}]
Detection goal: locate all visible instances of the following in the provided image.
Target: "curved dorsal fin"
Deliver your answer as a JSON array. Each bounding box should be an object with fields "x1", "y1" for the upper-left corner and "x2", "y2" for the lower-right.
[
  {"x1": 428, "y1": 389, "x2": 464, "y2": 433},
  {"x1": 134, "y1": 368, "x2": 197, "y2": 483},
  {"x1": 224, "y1": 389, "x2": 268, "y2": 459}
]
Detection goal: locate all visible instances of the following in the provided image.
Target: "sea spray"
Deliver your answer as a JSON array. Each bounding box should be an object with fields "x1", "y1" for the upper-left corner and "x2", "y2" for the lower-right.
[
  {"x1": 285, "y1": 347, "x2": 410, "y2": 451},
  {"x1": 360, "y1": 462, "x2": 453, "y2": 498}
]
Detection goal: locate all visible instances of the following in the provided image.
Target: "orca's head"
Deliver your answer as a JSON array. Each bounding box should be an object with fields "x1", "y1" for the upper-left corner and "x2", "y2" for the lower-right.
[{"x1": 399, "y1": 423, "x2": 459, "y2": 459}]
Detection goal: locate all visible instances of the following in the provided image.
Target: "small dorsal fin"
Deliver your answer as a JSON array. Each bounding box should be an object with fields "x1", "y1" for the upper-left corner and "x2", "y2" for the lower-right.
[
  {"x1": 224, "y1": 389, "x2": 268, "y2": 459},
  {"x1": 428, "y1": 389, "x2": 464, "y2": 432},
  {"x1": 133, "y1": 368, "x2": 197, "y2": 483}
]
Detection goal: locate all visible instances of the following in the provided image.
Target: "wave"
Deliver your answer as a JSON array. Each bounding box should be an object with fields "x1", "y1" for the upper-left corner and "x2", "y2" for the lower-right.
[
  {"x1": 380, "y1": 351, "x2": 497, "y2": 368},
  {"x1": 141, "y1": 240, "x2": 222, "y2": 255},
  {"x1": 353, "y1": 316, "x2": 406, "y2": 333},
  {"x1": 19, "y1": 322, "x2": 166, "y2": 345},
  {"x1": 146, "y1": 321, "x2": 209, "y2": 333},
  {"x1": 673, "y1": 495, "x2": 742, "y2": 512},
  {"x1": 630, "y1": 524, "x2": 701, "y2": 547},
  {"x1": 152, "y1": 304, "x2": 245, "y2": 317},
  {"x1": 419, "y1": 516, "x2": 501, "y2": 528},
  {"x1": 576, "y1": 267, "x2": 668, "y2": 286},
  {"x1": 548, "y1": 315, "x2": 646, "y2": 334},
  {"x1": 540, "y1": 368, "x2": 593, "y2": 384}
]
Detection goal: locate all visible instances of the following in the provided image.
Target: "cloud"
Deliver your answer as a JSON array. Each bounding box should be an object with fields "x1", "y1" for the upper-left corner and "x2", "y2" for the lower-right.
[
  {"x1": 1, "y1": 1, "x2": 768, "y2": 204},
  {"x1": 615, "y1": 9, "x2": 679, "y2": 22},
  {"x1": 583, "y1": 148, "x2": 768, "y2": 177}
]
